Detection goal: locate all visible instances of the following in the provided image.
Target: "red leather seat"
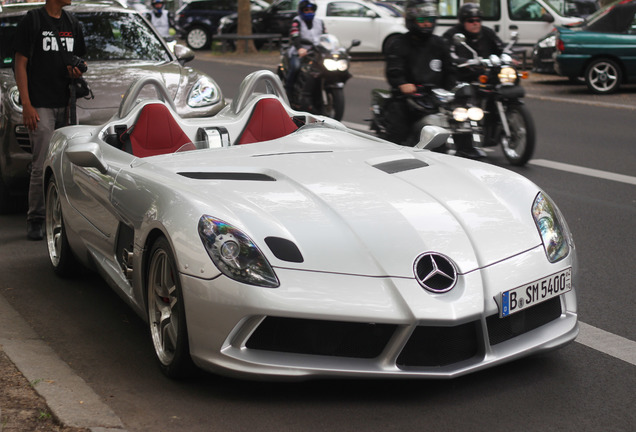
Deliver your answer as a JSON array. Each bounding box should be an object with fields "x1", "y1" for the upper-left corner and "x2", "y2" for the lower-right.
[
  {"x1": 129, "y1": 104, "x2": 191, "y2": 157},
  {"x1": 238, "y1": 98, "x2": 298, "y2": 145}
]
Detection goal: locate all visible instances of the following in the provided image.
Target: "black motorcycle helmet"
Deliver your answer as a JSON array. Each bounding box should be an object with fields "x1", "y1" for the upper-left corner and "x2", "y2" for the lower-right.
[
  {"x1": 404, "y1": 0, "x2": 439, "y2": 35},
  {"x1": 459, "y1": 3, "x2": 483, "y2": 23}
]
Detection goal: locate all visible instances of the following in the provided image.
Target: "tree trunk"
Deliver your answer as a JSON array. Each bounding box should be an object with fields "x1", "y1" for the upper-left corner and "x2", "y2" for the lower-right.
[{"x1": 236, "y1": 0, "x2": 257, "y2": 53}]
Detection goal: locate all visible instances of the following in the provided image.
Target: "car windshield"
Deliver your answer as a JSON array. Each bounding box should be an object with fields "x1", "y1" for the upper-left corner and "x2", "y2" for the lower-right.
[
  {"x1": 0, "y1": 10, "x2": 171, "y2": 68},
  {"x1": 77, "y1": 12, "x2": 171, "y2": 61}
]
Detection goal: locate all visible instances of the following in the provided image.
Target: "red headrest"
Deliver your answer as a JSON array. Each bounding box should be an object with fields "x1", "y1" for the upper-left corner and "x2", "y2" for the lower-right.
[
  {"x1": 238, "y1": 98, "x2": 298, "y2": 145},
  {"x1": 129, "y1": 104, "x2": 191, "y2": 157}
]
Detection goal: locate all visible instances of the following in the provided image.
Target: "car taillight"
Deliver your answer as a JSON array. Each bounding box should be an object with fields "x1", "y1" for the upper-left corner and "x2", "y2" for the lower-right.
[{"x1": 556, "y1": 38, "x2": 565, "y2": 53}]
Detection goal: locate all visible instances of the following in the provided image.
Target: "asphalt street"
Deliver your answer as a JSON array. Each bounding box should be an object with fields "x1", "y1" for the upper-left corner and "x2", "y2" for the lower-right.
[{"x1": 1, "y1": 50, "x2": 634, "y2": 431}]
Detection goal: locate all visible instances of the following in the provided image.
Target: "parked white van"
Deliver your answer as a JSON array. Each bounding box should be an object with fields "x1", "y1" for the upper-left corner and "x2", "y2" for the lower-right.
[{"x1": 434, "y1": 0, "x2": 586, "y2": 49}]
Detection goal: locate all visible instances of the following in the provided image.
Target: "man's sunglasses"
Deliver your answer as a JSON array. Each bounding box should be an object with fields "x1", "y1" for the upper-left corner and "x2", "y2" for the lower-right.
[
  {"x1": 416, "y1": 16, "x2": 436, "y2": 23},
  {"x1": 466, "y1": 18, "x2": 481, "y2": 23}
]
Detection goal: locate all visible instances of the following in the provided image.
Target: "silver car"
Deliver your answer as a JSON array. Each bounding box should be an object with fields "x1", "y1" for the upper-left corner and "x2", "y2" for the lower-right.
[{"x1": 0, "y1": 0, "x2": 225, "y2": 212}]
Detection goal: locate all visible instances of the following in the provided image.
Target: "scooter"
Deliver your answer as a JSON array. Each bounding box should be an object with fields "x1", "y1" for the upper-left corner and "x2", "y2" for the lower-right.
[{"x1": 277, "y1": 34, "x2": 360, "y2": 121}]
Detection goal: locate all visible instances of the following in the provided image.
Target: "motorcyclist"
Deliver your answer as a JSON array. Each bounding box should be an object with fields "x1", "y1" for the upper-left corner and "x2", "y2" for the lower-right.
[
  {"x1": 284, "y1": 0, "x2": 327, "y2": 107},
  {"x1": 384, "y1": 0, "x2": 456, "y2": 147},
  {"x1": 146, "y1": 0, "x2": 176, "y2": 39},
  {"x1": 442, "y1": 3, "x2": 503, "y2": 82}
]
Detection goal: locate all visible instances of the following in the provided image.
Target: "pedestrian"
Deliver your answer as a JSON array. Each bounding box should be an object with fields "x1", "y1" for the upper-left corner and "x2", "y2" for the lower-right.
[{"x1": 14, "y1": 0, "x2": 86, "y2": 240}]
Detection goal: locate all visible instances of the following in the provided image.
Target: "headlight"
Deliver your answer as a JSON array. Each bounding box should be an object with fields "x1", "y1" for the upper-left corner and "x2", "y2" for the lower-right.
[
  {"x1": 452, "y1": 107, "x2": 468, "y2": 122},
  {"x1": 323, "y1": 58, "x2": 349, "y2": 71},
  {"x1": 198, "y1": 216, "x2": 279, "y2": 287},
  {"x1": 187, "y1": 77, "x2": 220, "y2": 108},
  {"x1": 498, "y1": 66, "x2": 518, "y2": 85},
  {"x1": 532, "y1": 192, "x2": 570, "y2": 263},
  {"x1": 9, "y1": 86, "x2": 22, "y2": 113},
  {"x1": 467, "y1": 107, "x2": 484, "y2": 121},
  {"x1": 538, "y1": 34, "x2": 556, "y2": 49}
]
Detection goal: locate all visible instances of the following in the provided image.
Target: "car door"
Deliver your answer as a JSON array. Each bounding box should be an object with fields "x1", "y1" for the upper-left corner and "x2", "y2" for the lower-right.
[
  {"x1": 320, "y1": 0, "x2": 384, "y2": 51},
  {"x1": 260, "y1": 0, "x2": 298, "y2": 34},
  {"x1": 62, "y1": 140, "x2": 127, "y2": 257}
]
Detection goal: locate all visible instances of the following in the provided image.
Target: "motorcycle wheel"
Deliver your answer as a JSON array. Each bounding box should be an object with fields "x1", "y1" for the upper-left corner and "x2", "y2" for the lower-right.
[
  {"x1": 322, "y1": 88, "x2": 345, "y2": 121},
  {"x1": 496, "y1": 104, "x2": 535, "y2": 166}
]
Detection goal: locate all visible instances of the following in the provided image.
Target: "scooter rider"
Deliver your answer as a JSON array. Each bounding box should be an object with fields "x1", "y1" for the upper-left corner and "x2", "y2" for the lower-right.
[
  {"x1": 384, "y1": 0, "x2": 455, "y2": 147},
  {"x1": 442, "y1": 3, "x2": 503, "y2": 82},
  {"x1": 284, "y1": 0, "x2": 326, "y2": 107}
]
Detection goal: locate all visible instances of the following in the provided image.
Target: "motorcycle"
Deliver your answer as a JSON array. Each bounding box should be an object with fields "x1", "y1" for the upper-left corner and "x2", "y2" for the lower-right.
[
  {"x1": 369, "y1": 83, "x2": 486, "y2": 158},
  {"x1": 277, "y1": 34, "x2": 360, "y2": 121},
  {"x1": 452, "y1": 32, "x2": 535, "y2": 166}
]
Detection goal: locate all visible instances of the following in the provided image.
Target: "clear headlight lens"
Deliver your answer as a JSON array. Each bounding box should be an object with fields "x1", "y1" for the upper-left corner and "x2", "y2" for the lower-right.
[
  {"x1": 9, "y1": 86, "x2": 22, "y2": 113},
  {"x1": 532, "y1": 192, "x2": 570, "y2": 263},
  {"x1": 198, "y1": 215, "x2": 279, "y2": 287},
  {"x1": 323, "y1": 58, "x2": 349, "y2": 71},
  {"x1": 452, "y1": 107, "x2": 468, "y2": 122},
  {"x1": 498, "y1": 66, "x2": 518, "y2": 84},
  {"x1": 467, "y1": 107, "x2": 484, "y2": 121},
  {"x1": 538, "y1": 34, "x2": 556, "y2": 48},
  {"x1": 187, "y1": 77, "x2": 220, "y2": 108}
]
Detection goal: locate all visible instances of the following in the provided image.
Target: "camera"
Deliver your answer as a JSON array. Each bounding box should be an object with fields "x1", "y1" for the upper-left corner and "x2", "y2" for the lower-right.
[{"x1": 68, "y1": 55, "x2": 88, "y2": 73}]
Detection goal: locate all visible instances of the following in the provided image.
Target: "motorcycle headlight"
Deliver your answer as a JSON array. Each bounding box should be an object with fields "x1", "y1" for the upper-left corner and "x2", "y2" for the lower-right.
[
  {"x1": 187, "y1": 77, "x2": 221, "y2": 108},
  {"x1": 467, "y1": 107, "x2": 484, "y2": 121},
  {"x1": 323, "y1": 58, "x2": 349, "y2": 72},
  {"x1": 9, "y1": 86, "x2": 22, "y2": 113},
  {"x1": 452, "y1": 107, "x2": 468, "y2": 122},
  {"x1": 498, "y1": 66, "x2": 518, "y2": 85},
  {"x1": 198, "y1": 216, "x2": 279, "y2": 287},
  {"x1": 532, "y1": 192, "x2": 571, "y2": 263}
]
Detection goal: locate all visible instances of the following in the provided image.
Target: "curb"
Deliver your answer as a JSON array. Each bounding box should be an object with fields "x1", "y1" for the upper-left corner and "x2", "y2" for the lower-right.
[{"x1": 0, "y1": 294, "x2": 127, "y2": 431}]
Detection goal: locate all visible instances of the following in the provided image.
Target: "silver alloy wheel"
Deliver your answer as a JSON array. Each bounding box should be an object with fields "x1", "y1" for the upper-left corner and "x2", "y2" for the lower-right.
[
  {"x1": 186, "y1": 27, "x2": 209, "y2": 50},
  {"x1": 147, "y1": 247, "x2": 180, "y2": 366},
  {"x1": 586, "y1": 59, "x2": 621, "y2": 94},
  {"x1": 46, "y1": 180, "x2": 63, "y2": 268}
]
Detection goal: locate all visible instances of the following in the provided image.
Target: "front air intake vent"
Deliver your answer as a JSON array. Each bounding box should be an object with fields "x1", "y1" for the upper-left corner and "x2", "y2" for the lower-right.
[{"x1": 264, "y1": 237, "x2": 303, "y2": 263}]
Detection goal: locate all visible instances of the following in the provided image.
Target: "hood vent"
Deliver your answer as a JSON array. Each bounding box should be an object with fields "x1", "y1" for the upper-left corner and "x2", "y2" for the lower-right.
[
  {"x1": 373, "y1": 159, "x2": 428, "y2": 174},
  {"x1": 178, "y1": 172, "x2": 276, "y2": 181},
  {"x1": 265, "y1": 237, "x2": 304, "y2": 263}
]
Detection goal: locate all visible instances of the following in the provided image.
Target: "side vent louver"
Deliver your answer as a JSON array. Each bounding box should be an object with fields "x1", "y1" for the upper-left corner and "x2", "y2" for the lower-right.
[{"x1": 265, "y1": 237, "x2": 304, "y2": 263}]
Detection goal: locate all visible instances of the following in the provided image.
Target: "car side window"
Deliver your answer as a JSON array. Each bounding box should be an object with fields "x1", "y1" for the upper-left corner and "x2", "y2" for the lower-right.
[
  {"x1": 326, "y1": 2, "x2": 369, "y2": 17},
  {"x1": 439, "y1": 0, "x2": 501, "y2": 20},
  {"x1": 509, "y1": 0, "x2": 547, "y2": 20}
]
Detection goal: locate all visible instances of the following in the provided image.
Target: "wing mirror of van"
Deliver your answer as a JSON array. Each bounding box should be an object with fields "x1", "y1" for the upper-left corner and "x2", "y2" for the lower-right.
[{"x1": 541, "y1": 12, "x2": 555, "y2": 23}]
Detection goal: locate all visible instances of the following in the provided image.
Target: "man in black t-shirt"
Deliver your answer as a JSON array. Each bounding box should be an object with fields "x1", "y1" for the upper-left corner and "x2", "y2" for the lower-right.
[{"x1": 14, "y1": 0, "x2": 86, "y2": 240}]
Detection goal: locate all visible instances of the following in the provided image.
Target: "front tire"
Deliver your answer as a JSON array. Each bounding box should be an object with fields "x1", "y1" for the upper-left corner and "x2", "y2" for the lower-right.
[
  {"x1": 147, "y1": 236, "x2": 195, "y2": 378},
  {"x1": 585, "y1": 58, "x2": 622, "y2": 94},
  {"x1": 497, "y1": 104, "x2": 535, "y2": 166},
  {"x1": 186, "y1": 26, "x2": 211, "y2": 50},
  {"x1": 45, "y1": 177, "x2": 77, "y2": 276},
  {"x1": 323, "y1": 88, "x2": 345, "y2": 121}
]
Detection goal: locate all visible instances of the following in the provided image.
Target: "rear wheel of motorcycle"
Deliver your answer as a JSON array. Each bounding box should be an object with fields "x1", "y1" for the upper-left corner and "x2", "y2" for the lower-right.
[
  {"x1": 323, "y1": 88, "x2": 345, "y2": 121},
  {"x1": 497, "y1": 104, "x2": 535, "y2": 166}
]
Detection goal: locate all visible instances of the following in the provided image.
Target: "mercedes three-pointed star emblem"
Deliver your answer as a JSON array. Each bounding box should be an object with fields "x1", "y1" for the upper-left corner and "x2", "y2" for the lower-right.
[{"x1": 413, "y1": 253, "x2": 458, "y2": 293}]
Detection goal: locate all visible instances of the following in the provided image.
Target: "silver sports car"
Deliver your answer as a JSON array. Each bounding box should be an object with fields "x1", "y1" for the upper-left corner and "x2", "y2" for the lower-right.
[{"x1": 44, "y1": 71, "x2": 578, "y2": 379}]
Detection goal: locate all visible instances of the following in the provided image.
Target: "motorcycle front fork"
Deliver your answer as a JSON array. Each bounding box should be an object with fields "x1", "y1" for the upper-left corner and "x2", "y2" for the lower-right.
[{"x1": 495, "y1": 100, "x2": 511, "y2": 138}]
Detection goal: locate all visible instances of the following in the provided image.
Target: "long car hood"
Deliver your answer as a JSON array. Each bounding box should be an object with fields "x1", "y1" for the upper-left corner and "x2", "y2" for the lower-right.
[
  {"x1": 144, "y1": 127, "x2": 543, "y2": 277},
  {"x1": 76, "y1": 60, "x2": 185, "y2": 124}
]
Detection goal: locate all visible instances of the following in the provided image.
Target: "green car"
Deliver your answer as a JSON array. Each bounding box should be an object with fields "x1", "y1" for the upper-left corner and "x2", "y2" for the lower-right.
[{"x1": 554, "y1": 0, "x2": 636, "y2": 94}]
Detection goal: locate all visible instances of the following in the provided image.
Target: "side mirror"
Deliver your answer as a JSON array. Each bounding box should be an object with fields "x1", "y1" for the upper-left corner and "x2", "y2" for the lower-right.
[
  {"x1": 66, "y1": 142, "x2": 109, "y2": 174},
  {"x1": 174, "y1": 44, "x2": 195, "y2": 64},
  {"x1": 452, "y1": 33, "x2": 466, "y2": 45},
  {"x1": 415, "y1": 126, "x2": 451, "y2": 150},
  {"x1": 541, "y1": 13, "x2": 555, "y2": 23},
  {"x1": 351, "y1": 39, "x2": 361, "y2": 48},
  {"x1": 365, "y1": 10, "x2": 379, "y2": 18}
]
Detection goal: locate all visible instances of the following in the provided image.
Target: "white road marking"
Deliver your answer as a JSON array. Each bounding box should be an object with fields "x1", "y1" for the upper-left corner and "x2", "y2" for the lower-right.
[
  {"x1": 530, "y1": 159, "x2": 636, "y2": 185},
  {"x1": 577, "y1": 322, "x2": 636, "y2": 366}
]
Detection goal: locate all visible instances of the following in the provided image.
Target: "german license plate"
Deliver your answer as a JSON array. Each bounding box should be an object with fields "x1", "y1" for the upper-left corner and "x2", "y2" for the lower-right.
[{"x1": 499, "y1": 268, "x2": 572, "y2": 318}]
